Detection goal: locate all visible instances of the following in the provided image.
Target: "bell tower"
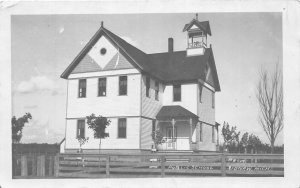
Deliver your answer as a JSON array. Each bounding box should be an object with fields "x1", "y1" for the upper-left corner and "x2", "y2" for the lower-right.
[{"x1": 183, "y1": 14, "x2": 212, "y2": 56}]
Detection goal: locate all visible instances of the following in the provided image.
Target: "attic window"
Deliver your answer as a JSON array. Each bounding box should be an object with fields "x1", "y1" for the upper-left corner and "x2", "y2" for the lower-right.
[{"x1": 100, "y1": 48, "x2": 107, "y2": 55}]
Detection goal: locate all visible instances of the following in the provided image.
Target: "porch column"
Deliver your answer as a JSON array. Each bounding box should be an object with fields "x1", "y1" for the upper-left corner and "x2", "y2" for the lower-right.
[
  {"x1": 172, "y1": 118, "x2": 175, "y2": 150},
  {"x1": 155, "y1": 120, "x2": 159, "y2": 131},
  {"x1": 216, "y1": 126, "x2": 219, "y2": 147},
  {"x1": 189, "y1": 118, "x2": 193, "y2": 150}
]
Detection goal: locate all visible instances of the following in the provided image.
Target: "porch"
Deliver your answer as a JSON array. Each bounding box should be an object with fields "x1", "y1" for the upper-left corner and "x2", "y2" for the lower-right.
[{"x1": 155, "y1": 105, "x2": 199, "y2": 151}]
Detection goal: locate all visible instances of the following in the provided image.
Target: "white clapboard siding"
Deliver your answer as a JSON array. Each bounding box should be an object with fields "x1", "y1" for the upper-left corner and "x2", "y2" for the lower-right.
[
  {"x1": 140, "y1": 118, "x2": 153, "y2": 150},
  {"x1": 67, "y1": 73, "x2": 142, "y2": 118},
  {"x1": 198, "y1": 85, "x2": 215, "y2": 125},
  {"x1": 65, "y1": 117, "x2": 140, "y2": 150},
  {"x1": 141, "y1": 75, "x2": 163, "y2": 118},
  {"x1": 162, "y1": 83, "x2": 198, "y2": 115}
]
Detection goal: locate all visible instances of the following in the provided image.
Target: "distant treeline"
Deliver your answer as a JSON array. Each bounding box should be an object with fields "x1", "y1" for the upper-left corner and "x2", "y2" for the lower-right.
[{"x1": 12, "y1": 143, "x2": 60, "y2": 154}]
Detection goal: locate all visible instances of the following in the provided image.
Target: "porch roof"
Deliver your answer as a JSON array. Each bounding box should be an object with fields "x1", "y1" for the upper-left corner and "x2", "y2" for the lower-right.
[{"x1": 156, "y1": 105, "x2": 199, "y2": 120}]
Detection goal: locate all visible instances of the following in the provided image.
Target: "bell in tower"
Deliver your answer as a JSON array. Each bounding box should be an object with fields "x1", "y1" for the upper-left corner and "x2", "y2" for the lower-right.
[{"x1": 183, "y1": 14, "x2": 212, "y2": 56}]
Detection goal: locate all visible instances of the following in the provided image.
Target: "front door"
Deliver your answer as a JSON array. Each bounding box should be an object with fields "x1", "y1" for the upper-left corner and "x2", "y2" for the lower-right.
[{"x1": 166, "y1": 127, "x2": 177, "y2": 150}]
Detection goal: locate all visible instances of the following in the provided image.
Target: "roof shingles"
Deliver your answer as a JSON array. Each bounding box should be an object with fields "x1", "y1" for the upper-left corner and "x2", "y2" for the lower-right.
[{"x1": 61, "y1": 25, "x2": 220, "y2": 91}]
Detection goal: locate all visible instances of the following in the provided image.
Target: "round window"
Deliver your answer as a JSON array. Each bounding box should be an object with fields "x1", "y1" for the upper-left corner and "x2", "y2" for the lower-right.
[{"x1": 100, "y1": 48, "x2": 107, "y2": 55}]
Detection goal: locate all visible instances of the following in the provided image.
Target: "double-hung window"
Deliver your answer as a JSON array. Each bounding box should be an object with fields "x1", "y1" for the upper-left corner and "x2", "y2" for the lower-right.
[
  {"x1": 173, "y1": 84, "x2": 181, "y2": 102},
  {"x1": 78, "y1": 79, "x2": 86, "y2": 98},
  {"x1": 77, "y1": 120, "x2": 85, "y2": 138},
  {"x1": 118, "y1": 118, "x2": 127, "y2": 138},
  {"x1": 155, "y1": 81, "x2": 159, "y2": 100},
  {"x1": 146, "y1": 76, "x2": 150, "y2": 97},
  {"x1": 119, "y1": 76, "x2": 127, "y2": 95},
  {"x1": 199, "y1": 84, "x2": 203, "y2": 103},
  {"x1": 200, "y1": 123, "x2": 203, "y2": 142},
  {"x1": 152, "y1": 120, "x2": 156, "y2": 133},
  {"x1": 98, "y1": 77, "x2": 106, "y2": 96}
]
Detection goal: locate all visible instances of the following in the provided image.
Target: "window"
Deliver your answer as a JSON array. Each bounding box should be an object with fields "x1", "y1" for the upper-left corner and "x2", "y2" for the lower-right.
[
  {"x1": 152, "y1": 120, "x2": 156, "y2": 133},
  {"x1": 100, "y1": 48, "x2": 107, "y2": 55},
  {"x1": 199, "y1": 84, "x2": 203, "y2": 103},
  {"x1": 155, "y1": 81, "x2": 159, "y2": 101},
  {"x1": 212, "y1": 92, "x2": 215, "y2": 109},
  {"x1": 118, "y1": 118, "x2": 126, "y2": 138},
  {"x1": 173, "y1": 84, "x2": 181, "y2": 102},
  {"x1": 98, "y1": 77, "x2": 106, "y2": 96},
  {"x1": 119, "y1": 76, "x2": 127, "y2": 95},
  {"x1": 78, "y1": 79, "x2": 86, "y2": 98},
  {"x1": 77, "y1": 120, "x2": 85, "y2": 138},
  {"x1": 200, "y1": 123, "x2": 203, "y2": 142},
  {"x1": 212, "y1": 126, "x2": 215, "y2": 143},
  {"x1": 146, "y1": 76, "x2": 150, "y2": 97}
]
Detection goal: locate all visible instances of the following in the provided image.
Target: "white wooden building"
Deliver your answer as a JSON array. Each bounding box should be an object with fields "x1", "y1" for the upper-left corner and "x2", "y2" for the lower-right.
[{"x1": 61, "y1": 16, "x2": 221, "y2": 153}]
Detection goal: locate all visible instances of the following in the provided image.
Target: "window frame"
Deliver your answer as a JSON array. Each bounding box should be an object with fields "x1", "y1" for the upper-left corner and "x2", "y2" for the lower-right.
[
  {"x1": 212, "y1": 92, "x2": 215, "y2": 109},
  {"x1": 98, "y1": 77, "x2": 107, "y2": 97},
  {"x1": 78, "y1": 79, "x2": 86, "y2": 98},
  {"x1": 173, "y1": 84, "x2": 181, "y2": 102},
  {"x1": 146, "y1": 76, "x2": 150, "y2": 98},
  {"x1": 155, "y1": 81, "x2": 159, "y2": 101},
  {"x1": 152, "y1": 120, "x2": 156, "y2": 133},
  {"x1": 77, "y1": 119, "x2": 85, "y2": 139},
  {"x1": 118, "y1": 118, "x2": 127, "y2": 139},
  {"x1": 200, "y1": 122, "x2": 203, "y2": 142},
  {"x1": 212, "y1": 126, "x2": 215, "y2": 143},
  {"x1": 119, "y1": 76, "x2": 128, "y2": 96},
  {"x1": 199, "y1": 84, "x2": 203, "y2": 103}
]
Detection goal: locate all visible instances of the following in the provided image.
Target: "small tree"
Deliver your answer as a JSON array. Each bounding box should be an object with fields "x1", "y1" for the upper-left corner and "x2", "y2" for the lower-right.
[
  {"x1": 240, "y1": 132, "x2": 249, "y2": 153},
  {"x1": 77, "y1": 137, "x2": 89, "y2": 153},
  {"x1": 86, "y1": 114, "x2": 110, "y2": 154},
  {"x1": 151, "y1": 129, "x2": 165, "y2": 150},
  {"x1": 248, "y1": 134, "x2": 263, "y2": 153},
  {"x1": 221, "y1": 122, "x2": 240, "y2": 152},
  {"x1": 240, "y1": 132, "x2": 263, "y2": 154},
  {"x1": 11, "y1": 113, "x2": 32, "y2": 143}
]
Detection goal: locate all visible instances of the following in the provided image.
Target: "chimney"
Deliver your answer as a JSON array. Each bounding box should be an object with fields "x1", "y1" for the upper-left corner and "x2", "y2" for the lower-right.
[{"x1": 168, "y1": 38, "x2": 173, "y2": 53}]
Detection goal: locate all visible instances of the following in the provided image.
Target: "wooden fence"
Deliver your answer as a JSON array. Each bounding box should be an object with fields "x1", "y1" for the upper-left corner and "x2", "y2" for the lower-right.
[{"x1": 12, "y1": 153, "x2": 284, "y2": 178}]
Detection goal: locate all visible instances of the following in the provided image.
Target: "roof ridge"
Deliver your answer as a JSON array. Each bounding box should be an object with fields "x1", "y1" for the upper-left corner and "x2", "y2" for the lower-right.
[
  {"x1": 102, "y1": 27, "x2": 148, "y2": 56},
  {"x1": 148, "y1": 50, "x2": 186, "y2": 56}
]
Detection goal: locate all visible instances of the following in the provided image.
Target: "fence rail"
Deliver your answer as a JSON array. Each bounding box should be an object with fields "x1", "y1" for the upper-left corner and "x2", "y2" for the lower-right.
[{"x1": 12, "y1": 153, "x2": 284, "y2": 178}]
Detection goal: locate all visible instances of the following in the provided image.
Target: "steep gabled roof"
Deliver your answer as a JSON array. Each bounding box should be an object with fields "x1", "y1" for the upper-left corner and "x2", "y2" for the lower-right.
[
  {"x1": 60, "y1": 26, "x2": 150, "y2": 79},
  {"x1": 61, "y1": 25, "x2": 220, "y2": 91},
  {"x1": 182, "y1": 19, "x2": 211, "y2": 36}
]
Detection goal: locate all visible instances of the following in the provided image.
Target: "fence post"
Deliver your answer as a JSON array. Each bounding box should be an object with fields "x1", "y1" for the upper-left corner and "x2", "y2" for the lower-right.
[
  {"x1": 161, "y1": 155, "x2": 165, "y2": 177},
  {"x1": 32, "y1": 154, "x2": 37, "y2": 176},
  {"x1": 221, "y1": 153, "x2": 226, "y2": 177},
  {"x1": 37, "y1": 155, "x2": 45, "y2": 177},
  {"x1": 21, "y1": 155, "x2": 28, "y2": 176},
  {"x1": 54, "y1": 154, "x2": 60, "y2": 177},
  {"x1": 49, "y1": 155, "x2": 54, "y2": 176},
  {"x1": 106, "y1": 155, "x2": 110, "y2": 178}
]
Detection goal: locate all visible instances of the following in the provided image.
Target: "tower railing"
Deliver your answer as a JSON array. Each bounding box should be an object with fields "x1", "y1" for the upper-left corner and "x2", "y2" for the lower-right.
[{"x1": 188, "y1": 41, "x2": 207, "y2": 49}]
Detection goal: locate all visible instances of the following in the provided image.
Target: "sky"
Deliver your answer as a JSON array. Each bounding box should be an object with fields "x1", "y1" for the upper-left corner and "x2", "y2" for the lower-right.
[{"x1": 11, "y1": 13, "x2": 283, "y2": 145}]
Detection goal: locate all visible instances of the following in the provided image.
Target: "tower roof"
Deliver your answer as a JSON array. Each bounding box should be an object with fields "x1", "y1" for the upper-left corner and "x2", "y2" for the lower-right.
[{"x1": 183, "y1": 19, "x2": 211, "y2": 36}]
